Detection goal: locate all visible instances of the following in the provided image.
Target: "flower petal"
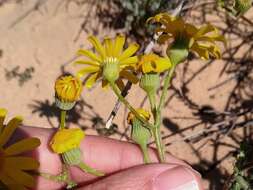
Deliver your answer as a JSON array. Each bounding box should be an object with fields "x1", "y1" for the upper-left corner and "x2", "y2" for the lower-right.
[
  {"x1": 88, "y1": 36, "x2": 106, "y2": 59},
  {"x1": 0, "y1": 116, "x2": 23, "y2": 147},
  {"x1": 77, "y1": 49, "x2": 102, "y2": 63},
  {"x1": 77, "y1": 66, "x2": 100, "y2": 78},
  {"x1": 120, "y1": 70, "x2": 139, "y2": 84},
  {"x1": 85, "y1": 73, "x2": 99, "y2": 88},
  {"x1": 0, "y1": 173, "x2": 26, "y2": 190},
  {"x1": 120, "y1": 56, "x2": 138, "y2": 67},
  {"x1": 74, "y1": 60, "x2": 100, "y2": 66},
  {"x1": 190, "y1": 43, "x2": 210, "y2": 60},
  {"x1": 113, "y1": 35, "x2": 125, "y2": 57},
  {"x1": 104, "y1": 37, "x2": 113, "y2": 57},
  {"x1": 6, "y1": 167, "x2": 35, "y2": 188},
  {"x1": 4, "y1": 138, "x2": 41, "y2": 156},
  {"x1": 5, "y1": 156, "x2": 40, "y2": 170},
  {"x1": 155, "y1": 57, "x2": 172, "y2": 72},
  {"x1": 119, "y1": 43, "x2": 139, "y2": 61}
]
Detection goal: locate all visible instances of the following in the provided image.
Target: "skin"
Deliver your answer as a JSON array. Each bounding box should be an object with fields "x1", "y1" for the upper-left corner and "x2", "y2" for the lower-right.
[{"x1": 14, "y1": 126, "x2": 204, "y2": 190}]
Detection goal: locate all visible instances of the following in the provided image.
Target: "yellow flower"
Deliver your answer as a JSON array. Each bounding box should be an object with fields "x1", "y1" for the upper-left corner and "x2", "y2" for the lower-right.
[
  {"x1": 75, "y1": 35, "x2": 139, "y2": 89},
  {"x1": 127, "y1": 108, "x2": 150, "y2": 125},
  {"x1": 50, "y1": 128, "x2": 85, "y2": 154},
  {"x1": 0, "y1": 108, "x2": 41, "y2": 190},
  {"x1": 55, "y1": 75, "x2": 82, "y2": 102},
  {"x1": 148, "y1": 13, "x2": 226, "y2": 60},
  {"x1": 137, "y1": 53, "x2": 171, "y2": 73}
]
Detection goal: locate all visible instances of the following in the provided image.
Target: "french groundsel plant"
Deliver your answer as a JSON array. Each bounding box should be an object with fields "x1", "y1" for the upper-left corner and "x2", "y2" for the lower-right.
[
  {"x1": 1, "y1": 10, "x2": 226, "y2": 190},
  {"x1": 0, "y1": 108, "x2": 41, "y2": 190},
  {"x1": 71, "y1": 12, "x2": 225, "y2": 166}
]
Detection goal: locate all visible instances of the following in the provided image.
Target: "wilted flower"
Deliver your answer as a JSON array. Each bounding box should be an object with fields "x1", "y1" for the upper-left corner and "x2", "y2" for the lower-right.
[{"x1": 148, "y1": 13, "x2": 226, "y2": 60}]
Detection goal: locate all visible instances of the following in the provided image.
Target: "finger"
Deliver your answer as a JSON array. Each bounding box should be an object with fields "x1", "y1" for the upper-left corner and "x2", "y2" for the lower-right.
[
  {"x1": 79, "y1": 164, "x2": 203, "y2": 190},
  {"x1": 17, "y1": 126, "x2": 198, "y2": 190}
]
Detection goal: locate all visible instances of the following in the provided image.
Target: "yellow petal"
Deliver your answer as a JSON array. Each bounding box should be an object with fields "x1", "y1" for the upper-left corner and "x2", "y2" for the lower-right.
[
  {"x1": 77, "y1": 66, "x2": 99, "y2": 78},
  {"x1": 88, "y1": 36, "x2": 106, "y2": 59},
  {"x1": 142, "y1": 62, "x2": 155, "y2": 73},
  {"x1": 195, "y1": 24, "x2": 217, "y2": 38},
  {"x1": 120, "y1": 70, "x2": 139, "y2": 84},
  {"x1": 5, "y1": 156, "x2": 39, "y2": 170},
  {"x1": 119, "y1": 43, "x2": 139, "y2": 61},
  {"x1": 0, "y1": 116, "x2": 23, "y2": 147},
  {"x1": 0, "y1": 108, "x2": 7, "y2": 131},
  {"x1": 120, "y1": 56, "x2": 138, "y2": 67},
  {"x1": 77, "y1": 49, "x2": 102, "y2": 63},
  {"x1": 85, "y1": 73, "x2": 99, "y2": 88},
  {"x1": 185, "y1": 24, "x2": 198, "y2": 36},
  {"x1": 74, "y1": 60, "x2": 100, "y2": 66},
  {"x1": 6, "y1": 168, "x2": 35, "y2": 188},
  {"x1": 104, "y1": 37, "x2": 113, "y2": 57},
  {"x1": 0, "y1": 173, "x2": 26, "y2": 190},
  {"x1": 155, "y1": 57, "x2": 172, "y2": 72},
  {"x1": 113, "y1": 35, "x2": 125, "y2": 57},
  {"x1": 4, "y1": 138, "x2": 41, "y2": 156},
  {"x1": 190, "y1": 43, "x2": 210, "y2": 60}
]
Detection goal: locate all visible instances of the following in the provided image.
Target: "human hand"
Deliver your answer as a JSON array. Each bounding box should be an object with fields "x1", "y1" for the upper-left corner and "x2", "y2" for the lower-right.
[{"x1": 16, "y1": 126, "x2": 203, "y2": 190}]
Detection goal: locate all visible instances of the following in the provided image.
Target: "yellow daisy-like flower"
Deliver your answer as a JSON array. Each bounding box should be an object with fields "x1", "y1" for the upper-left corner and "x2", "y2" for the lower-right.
[
  {"x1": 148, "y1": 13, "x2": 226, "y2": 60},
  {"x1": 55, "y1": 75, "x2": 82, "y2": 102},
  {"x1": 137, "y1": 53, "x2": 171, "y2": 74},
  {"x1": 127, "y1": 108, "x2": 151, "y2": 125},
  {"x1": 75, "y1": 35, "x2": 140, "y2": 89},
  {"x1": 50, "y1": 128, "x2": 85, "y2": 154},
  {"x1": 0, "y1": 108, "x2": 41, "y2": 190}
]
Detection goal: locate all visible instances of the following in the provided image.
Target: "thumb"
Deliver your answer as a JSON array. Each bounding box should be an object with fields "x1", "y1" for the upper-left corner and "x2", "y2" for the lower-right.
[{"x1": 79, "y1": 164, "x2": 203, "y2": 190}]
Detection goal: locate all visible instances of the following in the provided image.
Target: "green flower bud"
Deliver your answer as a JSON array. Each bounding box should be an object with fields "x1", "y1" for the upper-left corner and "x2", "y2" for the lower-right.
[
  {"x1": 166, "y1": 40, "x2": 189, "y2": 65},
  {"x1": 62, "y1": 148, "x2": 82, "y2": 166},
  {"x1": 55, "y1": 97, "x2": 76, "y2": 110},
  {"x1": 102, "y1": 57, "x2": 120, "y2": 83},
  {"x1": 131, "y1": 118, "x2": 151, "y2": 146},
  {"x1": 140, "y1": 73, "x2": 160, "y2": 94}
]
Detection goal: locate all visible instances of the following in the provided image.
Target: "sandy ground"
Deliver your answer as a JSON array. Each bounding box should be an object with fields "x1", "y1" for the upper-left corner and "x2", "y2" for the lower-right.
[{"x1": 0, "y1": 0, "x2": 253, "y2": 189}]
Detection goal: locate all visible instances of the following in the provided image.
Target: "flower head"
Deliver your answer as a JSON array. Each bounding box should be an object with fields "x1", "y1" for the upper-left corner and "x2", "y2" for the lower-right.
[
  {"x1": 137, "y1": 53, "x2": 171, "y2": 74},
  {"x1": 55, "y1": 75, "x2": 82, "y2": 102},
  {"x1": 75, "y1": 35, "x2": 139, "y2": 88},
  {"x1": 148, "y1": 13, "x2": 226, "y2": 60},
  {"x1": 0, "y1": 108, "x2": 41, "y2": 190},
  {"x1": 127, "y1": 108, "x2": 150, "y2": 125},
  {"x1": 50, "y1": 128, "x2": 85, "y2": 154}
]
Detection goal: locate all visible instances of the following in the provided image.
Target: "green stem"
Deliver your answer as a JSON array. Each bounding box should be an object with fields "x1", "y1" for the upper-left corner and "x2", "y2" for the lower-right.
[
  {"x1": 60, "y1": 110, "x2": 66, "y2": 129},
  {"x1": 158, "y1": 64, "x2": 176, "y2": 111},
  {"x1": 147, "y1": 90, "x2": 156, "y2": 116},
  {"x1": 78, "y1": 162, "x2": 104, "y2": 177},
  {"x1": 152, "y1": 64, "x2": 176, "y2": 163},
  {"x1": 109, "y1": 82, "x2": 153, "y2": 129},
  {"x1": 152, "y1": 124, "x2": 165, "y2": 162},
  {"x1": 140, "y1": 143, "x2": 151, "y2": 164}
]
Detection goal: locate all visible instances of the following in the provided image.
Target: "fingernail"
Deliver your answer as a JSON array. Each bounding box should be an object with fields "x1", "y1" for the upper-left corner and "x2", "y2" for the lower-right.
[{"x1": 153, "y1": 166, "x2": 200, "y2": 190}]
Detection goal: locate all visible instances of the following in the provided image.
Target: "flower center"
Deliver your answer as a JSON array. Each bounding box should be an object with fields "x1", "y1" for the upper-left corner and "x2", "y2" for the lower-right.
[
  {"x1": 102, "y1": 57, "x2": 120, "y2": 83},
  {"x1": 103, "y1": 57, "x2": 119, "y2": 65}
]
